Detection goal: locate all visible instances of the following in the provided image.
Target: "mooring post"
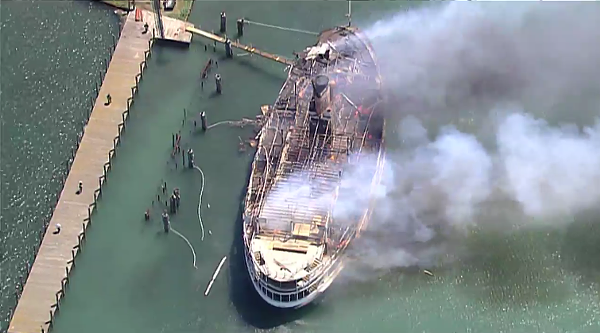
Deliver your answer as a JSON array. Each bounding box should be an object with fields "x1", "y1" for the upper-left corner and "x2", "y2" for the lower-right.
[
  {"x1": 215, "y1": 74, "x2": 222, "y2": 94},
  {"x1": 220, "y1": 12, "x2": 227, "y2": 33},
  {"x1": 237, "y1": 18, "x2": 244, "y2": 36},
  {"x1": 201, "y1": 111, "x2": 208, "y2": 131}
]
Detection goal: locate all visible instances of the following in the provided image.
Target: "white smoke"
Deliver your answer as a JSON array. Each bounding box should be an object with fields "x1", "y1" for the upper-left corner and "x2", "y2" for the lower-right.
[
  {"x1": 337, "y1": 111, "x2": 600, "y2": 277},
  {"x1": 334, "y1": 1, "x2": 600, "y2": 274},
  {"x1": 261, "y1": 2, "x2": 600, "y2": 277},
  {"x1": 367, "y1": 1, "x2": 600, "y2": 118},
  {"x1": 497, "y1": 112, "x2": 600, "y2": 218}
]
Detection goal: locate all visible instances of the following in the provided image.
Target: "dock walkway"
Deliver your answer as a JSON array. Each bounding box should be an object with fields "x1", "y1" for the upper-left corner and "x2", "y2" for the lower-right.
[{"x1": 8, "y1": 9, "x2": 189, "y2": 333}]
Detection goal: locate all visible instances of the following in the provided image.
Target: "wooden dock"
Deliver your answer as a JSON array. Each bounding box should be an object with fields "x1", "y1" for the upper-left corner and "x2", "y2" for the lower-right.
[
  {"x1": 185, "y1": 25, "x2": 295, "y2": 66},
  {"x1": 7, "y1": 9, "x2": 191, "y2": 333}
]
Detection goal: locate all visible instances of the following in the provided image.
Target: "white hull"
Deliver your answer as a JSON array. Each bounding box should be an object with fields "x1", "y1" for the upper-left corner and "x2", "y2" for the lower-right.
[
  {"x1": 241, "y1": 25, "x2": 386, "y2": 310},
  {"x1": 243, "y1": 242, "x2": 330, "y2": 309}
]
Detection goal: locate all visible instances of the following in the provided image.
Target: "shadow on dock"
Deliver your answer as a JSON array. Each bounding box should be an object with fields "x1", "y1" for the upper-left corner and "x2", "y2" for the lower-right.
[{"x1": 227, "y1": 171, "x2": 315, "y2": 329}]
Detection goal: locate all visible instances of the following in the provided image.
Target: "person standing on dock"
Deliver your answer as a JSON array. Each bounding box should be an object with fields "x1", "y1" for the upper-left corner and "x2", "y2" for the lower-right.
[
  {"x1": 76, "y1": 181, "x2": 83, "y2": 195},
  {"x1": 162, "y1": 210, "x2": 170, "y2": 233}
]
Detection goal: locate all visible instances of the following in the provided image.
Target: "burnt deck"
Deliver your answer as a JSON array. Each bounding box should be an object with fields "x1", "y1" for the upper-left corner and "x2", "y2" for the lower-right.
[{"x1": 245, "y1": 27, "x2": 384, "y2": 243}]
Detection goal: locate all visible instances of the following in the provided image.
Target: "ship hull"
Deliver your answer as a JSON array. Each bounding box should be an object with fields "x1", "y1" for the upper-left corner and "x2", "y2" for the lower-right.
[
  {"x1": 242, "y1": 25, "x2": 386, "y2": 309},
  {"x1": 243, "y1": 147, "x2": 386, "y2": 308}
]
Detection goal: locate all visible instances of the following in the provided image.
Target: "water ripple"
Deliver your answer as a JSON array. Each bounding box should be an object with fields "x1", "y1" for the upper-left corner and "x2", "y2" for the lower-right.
[{"x1": 0, "y1": 0, "x2": 119, "y2": 329}]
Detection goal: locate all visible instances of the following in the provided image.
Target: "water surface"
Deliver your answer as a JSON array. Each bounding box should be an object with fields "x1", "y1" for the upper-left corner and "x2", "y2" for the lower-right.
[
  {"x1": 0, "y1": 1, "x2": 119, "y2": 329},
  {"x1": 5, "y1": 2, "x2": 600, "y2": 333}
]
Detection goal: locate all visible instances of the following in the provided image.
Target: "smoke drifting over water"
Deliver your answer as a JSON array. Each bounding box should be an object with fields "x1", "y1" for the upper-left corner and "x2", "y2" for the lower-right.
[
  {"x1": 336, "y1": 2, "x2": 600, "y2": 274},
  {"x1": 367, "y1": 1, "x2": 600, "y2": 117}
]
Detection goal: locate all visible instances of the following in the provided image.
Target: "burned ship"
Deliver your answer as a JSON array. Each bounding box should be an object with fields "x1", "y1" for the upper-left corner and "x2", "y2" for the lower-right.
[{"x1": 242, "y1": 25, "x2": 386, "y2": 308}]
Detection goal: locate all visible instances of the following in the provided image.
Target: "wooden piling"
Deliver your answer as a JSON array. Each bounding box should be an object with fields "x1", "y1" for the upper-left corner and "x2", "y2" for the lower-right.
[
  {"x1": 237, "y1": 18, "x2": 244, "y2": 37},
  {"x1": 215, "y1": 74, "x2": 222, "y2": 94},
  {"x1": 201, "y1": 112, "x2": 208, "y2": 131},
  {"x1": 220, "y1": 12, "x2": 227, "y2": 33}
]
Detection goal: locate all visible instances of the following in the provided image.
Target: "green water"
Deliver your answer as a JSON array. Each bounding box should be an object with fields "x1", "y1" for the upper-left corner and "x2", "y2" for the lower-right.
[
  {"x1": 4, "y1": 1, "x2": 600, "y2": 333},
  {"x1": 0, "y1": 1, "x2": 119, "y2": 329}
]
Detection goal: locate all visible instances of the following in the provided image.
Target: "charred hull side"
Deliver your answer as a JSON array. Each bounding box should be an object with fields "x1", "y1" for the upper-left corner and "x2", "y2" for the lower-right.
[{"x1": 242, "y1": 26, "x2": 386, "y2": 308}]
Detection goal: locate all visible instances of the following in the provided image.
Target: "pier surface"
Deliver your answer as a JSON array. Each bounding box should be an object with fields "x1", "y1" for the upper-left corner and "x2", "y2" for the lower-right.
[{"x1": 8, "y1": 9, "x2": 189, "y2": 333}]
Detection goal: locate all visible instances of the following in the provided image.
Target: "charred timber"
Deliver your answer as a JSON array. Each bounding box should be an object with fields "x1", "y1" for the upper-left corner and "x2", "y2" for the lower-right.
[{"x1": 241, "y1": 26, "x2": 386, "y2": 309}]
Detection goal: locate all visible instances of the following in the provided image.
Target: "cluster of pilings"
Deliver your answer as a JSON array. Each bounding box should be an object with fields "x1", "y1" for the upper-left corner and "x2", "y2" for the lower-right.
[{"x1": 219, "y1": 11, "x2": 246, "y2": 37}]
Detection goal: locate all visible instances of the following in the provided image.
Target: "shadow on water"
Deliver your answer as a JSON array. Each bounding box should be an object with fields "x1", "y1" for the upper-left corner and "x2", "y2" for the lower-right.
[
  {"x1": 227, "y1": 168, "x2": 315, "y2": 329},
  {"x1": 153, "y1": 39, "x2": 191, "y2": 49},
  {"x1": 152, "y1": 45, "x2": 173, "y2": 67},
  {"x1": 236, "y1": 59, "x2": 287, "y2": 86},
  {"x1": 208, "y1": 54, "x2": 286, "y2": 87},
  {"x1": 196, "y1": 45, "x2": 286, "y2": 85}
]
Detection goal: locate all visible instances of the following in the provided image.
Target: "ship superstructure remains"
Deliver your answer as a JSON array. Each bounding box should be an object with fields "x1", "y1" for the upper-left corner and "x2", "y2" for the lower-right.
[{"x1": 242, "y1": 26, "x2": 386, "y2": 308}]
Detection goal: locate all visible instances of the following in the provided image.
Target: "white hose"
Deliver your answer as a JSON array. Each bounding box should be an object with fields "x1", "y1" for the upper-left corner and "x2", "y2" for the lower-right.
[
  {"x1": 206, "y1": 118, "x2": 255, "y2": 130},
  {"x1": 160, "y1": 163, "x2": 205, "y2": 268},
  {"x1": 204, "y1": 256, "x2": 227, "y2": 296},
  {"x1": 244, "y1": 19, "x2": 318, "y2": 36},
  {"x1": 170, "y1": 224, "x2": 197, "y2": 269},
  {"x1": 193, "y1": 165, "x2": 206, "y2": 241}
]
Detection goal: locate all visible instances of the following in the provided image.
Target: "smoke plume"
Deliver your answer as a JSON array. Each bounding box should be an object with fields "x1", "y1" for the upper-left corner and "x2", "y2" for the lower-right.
[
  {"x1": 336, "y1": 1, "x2": 600, "y2": 275},
  {"x1": 369, "y1": 1, "x2": 600, "y2": 117}
]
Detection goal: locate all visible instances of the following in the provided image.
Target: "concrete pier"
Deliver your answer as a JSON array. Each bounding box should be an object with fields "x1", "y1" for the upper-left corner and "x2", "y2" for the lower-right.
[{"x1": 8, "y1": 9, "x2": 190, "y2": 333}]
